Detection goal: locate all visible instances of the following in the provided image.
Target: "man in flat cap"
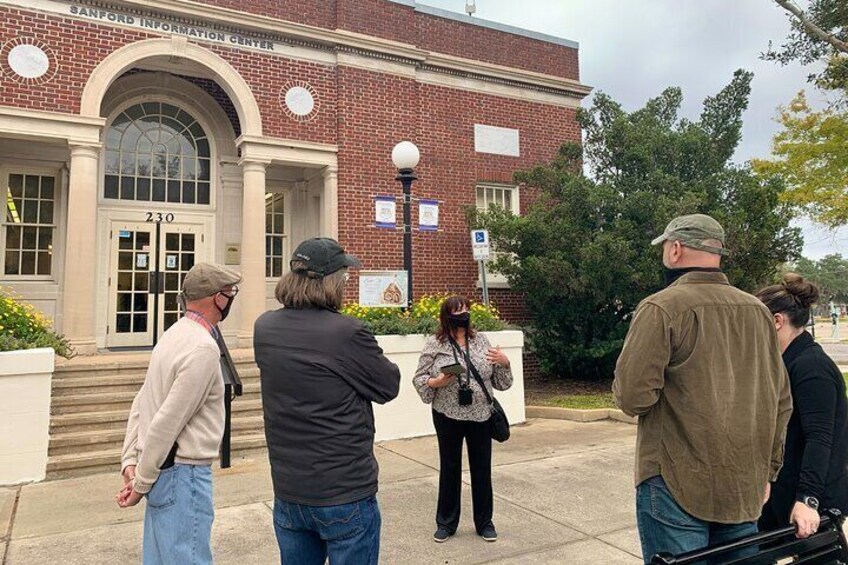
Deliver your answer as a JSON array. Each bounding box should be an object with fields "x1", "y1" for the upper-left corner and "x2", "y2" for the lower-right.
[
  {"x1": 117, "y1": 262, "x2": 242, "y2": 565},
  {"x1": 613, "y1": 214, "x2": 792, "y2": 562}
]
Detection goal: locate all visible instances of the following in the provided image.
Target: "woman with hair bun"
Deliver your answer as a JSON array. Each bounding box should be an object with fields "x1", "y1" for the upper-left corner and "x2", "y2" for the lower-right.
[{"x1": 756, "y1": 273, "x2": 848, "y2": 539}]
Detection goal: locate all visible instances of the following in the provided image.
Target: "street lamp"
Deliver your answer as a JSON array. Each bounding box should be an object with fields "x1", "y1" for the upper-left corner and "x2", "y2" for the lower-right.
[{"x1": 392, "y1": 141, "x2": 420, "y2": 307}]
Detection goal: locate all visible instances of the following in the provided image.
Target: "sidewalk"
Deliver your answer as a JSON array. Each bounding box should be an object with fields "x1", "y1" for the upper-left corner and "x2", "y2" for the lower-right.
[{"x1": 0, "y1": 419, "x2": 642, "y2": 564}]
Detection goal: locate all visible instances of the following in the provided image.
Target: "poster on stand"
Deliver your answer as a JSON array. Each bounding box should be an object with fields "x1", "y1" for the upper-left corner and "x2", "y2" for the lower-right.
[{"x1": 359, "y1": 270, "x2": 408, "y2": 307}]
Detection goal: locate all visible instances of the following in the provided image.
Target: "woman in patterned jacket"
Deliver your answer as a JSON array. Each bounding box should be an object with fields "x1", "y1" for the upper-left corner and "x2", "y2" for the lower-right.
[{"x1": 413, "y1": 295, "x2": 513, "y2": 544}]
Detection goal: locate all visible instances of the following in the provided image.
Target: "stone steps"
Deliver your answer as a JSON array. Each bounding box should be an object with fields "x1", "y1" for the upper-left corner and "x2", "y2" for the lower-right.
[
  {"x1": 46, "y1": 433, "x2": 268, "y2": 480},
  {"x1": 47, "y1": 351, "x2": 265, "y2": 479}
]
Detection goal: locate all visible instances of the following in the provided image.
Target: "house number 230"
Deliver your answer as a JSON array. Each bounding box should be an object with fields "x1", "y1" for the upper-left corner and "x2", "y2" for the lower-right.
[{"x1": 145, "y1": 212, "x2": 175, "y2": 223}]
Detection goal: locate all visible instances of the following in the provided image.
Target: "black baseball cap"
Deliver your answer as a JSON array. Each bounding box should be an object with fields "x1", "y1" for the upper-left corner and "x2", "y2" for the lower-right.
[{"x1": 290, "y1": 238, "x2": 361, "y2": 278}]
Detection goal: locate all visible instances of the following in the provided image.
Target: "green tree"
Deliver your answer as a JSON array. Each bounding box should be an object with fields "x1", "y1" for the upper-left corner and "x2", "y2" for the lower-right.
[
  {"x1": 766, "y1": 0, "x2": 848, "y2": 95},
  {"x1": 792, "y1": 253, "x2": 848, "y2": 301},
  {"x1": 472, "y1": 71, "x2": 802, "y2": 379},
  {"x1": 752, "y1": 92, "x2": 848, "y2": 227}
]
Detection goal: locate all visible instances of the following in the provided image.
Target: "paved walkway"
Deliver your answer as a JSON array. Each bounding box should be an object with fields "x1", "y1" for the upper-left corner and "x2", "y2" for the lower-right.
[{"x1": 0, "y1": 419, "x2": 642, "y2": 564}]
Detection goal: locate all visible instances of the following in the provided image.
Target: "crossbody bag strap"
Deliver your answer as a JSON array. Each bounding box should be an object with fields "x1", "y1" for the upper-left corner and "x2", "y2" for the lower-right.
[{"x1": 449, "y1": 336, "x2": 494, "y2": 406}]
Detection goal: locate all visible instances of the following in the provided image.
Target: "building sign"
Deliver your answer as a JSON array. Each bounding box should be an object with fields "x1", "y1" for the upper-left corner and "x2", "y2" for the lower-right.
[
  {"x1": 69, "y1": 4, "x2": 275, "y2": 50},
  {"x1": 359, "y1": 270, "x2": 408, "y2": 308},
  {"x1": 419, "y1": 199, "x2": 439, "y2": 231},
  {"x1": 374, "y1": 196, "x2": 397, "y2": 229},
  {"x1": 9, "y1": 1, "x2": 282, "y2": 54}
]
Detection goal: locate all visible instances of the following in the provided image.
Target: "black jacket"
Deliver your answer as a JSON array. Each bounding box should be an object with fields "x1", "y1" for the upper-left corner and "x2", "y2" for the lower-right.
[
  {"x1": 254, "y1": 307, "x2": 400, "y2": 506},
  {"x1": 761, "y1": 331, "x2": 848, "y2": 528}
]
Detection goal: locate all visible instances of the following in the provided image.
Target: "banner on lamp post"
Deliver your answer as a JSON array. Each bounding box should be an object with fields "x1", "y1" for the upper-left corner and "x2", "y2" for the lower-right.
[
  {"x1": 419, "y1": 199, "x2": 439, "y2": 231},
  {"x1": 374, "y1": 196, "x2": 396, "y2": 229}
]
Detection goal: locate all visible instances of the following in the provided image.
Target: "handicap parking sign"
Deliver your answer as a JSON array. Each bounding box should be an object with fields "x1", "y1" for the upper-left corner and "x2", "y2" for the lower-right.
[{"x1": 471, "y1": 229, "x2": 490, "y2": 261}]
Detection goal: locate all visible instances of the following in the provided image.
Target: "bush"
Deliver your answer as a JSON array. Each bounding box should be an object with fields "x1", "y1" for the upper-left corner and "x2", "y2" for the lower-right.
[
  {"x1": 341, "y1": 294, "x2": 506, "y2": 335},
  {"x1": 0, "y1": 289, "x2": 74, "y2": 358}
]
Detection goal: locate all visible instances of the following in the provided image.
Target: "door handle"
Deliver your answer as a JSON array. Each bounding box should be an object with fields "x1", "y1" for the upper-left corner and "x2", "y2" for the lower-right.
[{"x1": 148, "y1": 272, "x2": 165, "y2": 294}]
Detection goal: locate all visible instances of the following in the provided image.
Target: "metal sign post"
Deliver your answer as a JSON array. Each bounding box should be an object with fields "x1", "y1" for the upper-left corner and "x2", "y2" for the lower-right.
[{"x1": 471, "y1": 229, "x2": 491, "y2": 307}]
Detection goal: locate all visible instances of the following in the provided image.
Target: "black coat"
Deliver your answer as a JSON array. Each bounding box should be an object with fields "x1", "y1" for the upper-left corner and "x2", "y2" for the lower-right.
[
  {"x1": 760, "y1": 331, "x2": 848, "y2": 529},
  {"x1": 254, "y1": 307, "x2": 400, "y2": 506}
]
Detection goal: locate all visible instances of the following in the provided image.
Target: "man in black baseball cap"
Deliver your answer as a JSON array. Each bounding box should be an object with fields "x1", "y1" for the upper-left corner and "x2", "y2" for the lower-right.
[
  {"x1": 254, "y1": 237, "x2": 399, "y2": 565},
  {"x1": 290, "y1": 237, "x2": 361, "y2": 279}
]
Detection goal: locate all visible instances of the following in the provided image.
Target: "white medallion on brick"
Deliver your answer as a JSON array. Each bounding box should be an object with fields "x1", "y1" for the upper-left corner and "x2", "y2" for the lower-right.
[
  {"x1": 474, "y1": 124, "x2": 520, "y2": 157},
  {"x1": 280, "y1": 81, "x2": 320, "y2": 121},
  {"x1": 1, "y1": 38, "x2": 56, "y2": 85}
]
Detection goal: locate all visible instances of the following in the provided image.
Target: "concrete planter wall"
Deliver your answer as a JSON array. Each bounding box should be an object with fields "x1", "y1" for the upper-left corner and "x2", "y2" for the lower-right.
[
  {"x1": 373, "y1": 330, "x2": 525, "y2": 441},
  {"x1": 0, "y1": 348, "x2": 54, "y2": 485}
]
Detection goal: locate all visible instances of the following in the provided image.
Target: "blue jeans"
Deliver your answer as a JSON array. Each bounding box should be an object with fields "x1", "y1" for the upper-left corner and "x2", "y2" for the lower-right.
[
  {"x1": 142, "y1": 464, "x2": 214, "y2": 565},
  {"x1": 273, "y1": 495, "x2": 381, "y2": 565},
  {"x1": 636, "y1": 477, "x2": 757, "y2": 565}
]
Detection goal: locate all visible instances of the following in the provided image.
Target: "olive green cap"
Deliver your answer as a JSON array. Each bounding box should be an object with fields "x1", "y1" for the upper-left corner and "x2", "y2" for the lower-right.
[
  {"x1": 182, "y1": 263, "x2": 242, "y2": 300},
  {"x1": 651, "y1": 214, "x2": 729, "y2": 256}
]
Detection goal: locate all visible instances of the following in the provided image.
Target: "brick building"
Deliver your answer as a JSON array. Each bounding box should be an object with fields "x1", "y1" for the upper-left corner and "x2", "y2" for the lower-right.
[{"x1": 0, "y1": 0, "x2": 589, "y2": 353}]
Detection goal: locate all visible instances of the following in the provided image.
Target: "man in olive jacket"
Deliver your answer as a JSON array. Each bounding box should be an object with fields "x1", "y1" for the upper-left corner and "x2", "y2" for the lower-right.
[{"x1": 613, "y1": 214, "x2": 792, "y2": 563}]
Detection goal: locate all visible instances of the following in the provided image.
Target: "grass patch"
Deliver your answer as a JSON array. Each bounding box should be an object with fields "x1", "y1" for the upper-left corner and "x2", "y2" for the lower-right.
[{"x1": 543, "y1": 393, "x2": 617, "y2": 410}]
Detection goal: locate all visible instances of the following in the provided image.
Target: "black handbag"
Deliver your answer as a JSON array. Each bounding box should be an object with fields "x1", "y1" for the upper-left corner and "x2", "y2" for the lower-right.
[
  {"x1": 449, "y1": 337, "x2": 510, "y2": 443},
  {"x1": 467, "y1": 361, "x2": 511, "y2": 443}
]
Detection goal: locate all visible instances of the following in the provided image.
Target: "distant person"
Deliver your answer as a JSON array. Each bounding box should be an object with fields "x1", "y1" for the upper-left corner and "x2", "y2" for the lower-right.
[
  {"x1": 413, "y1": 295, "x2": 513, "y2": 543},
  {"x1": 612, "y1": 214, "x2": 792, "y2": 562},
  {"x1": 757, "y1": 274, "x2": 848, "y2": 538},
  {"x1": 254, "y1": 238, "x2": 401, "y2": 565},
  {"x1": 117, "y1": 263, "x2": 242, "y2": 565}
]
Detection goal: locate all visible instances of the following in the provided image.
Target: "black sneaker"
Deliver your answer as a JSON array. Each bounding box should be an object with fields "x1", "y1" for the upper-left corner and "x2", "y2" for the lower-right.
[
  {"x1": 433, "y1": 527, "x2": 453, "y2": 543},
  {"x1": 480, "y1": 524, "x2": 498, "y2": 542}
]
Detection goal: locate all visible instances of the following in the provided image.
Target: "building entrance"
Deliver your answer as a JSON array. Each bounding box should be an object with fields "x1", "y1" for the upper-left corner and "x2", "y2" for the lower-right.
[{"x1": 105, "y1": 218, "x2": 205, "y2": 347}]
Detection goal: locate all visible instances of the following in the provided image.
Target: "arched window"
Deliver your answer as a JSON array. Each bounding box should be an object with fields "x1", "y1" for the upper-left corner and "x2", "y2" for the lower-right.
[{"x1": 103, "y1": 102, "x2": 211, "y2": 204}]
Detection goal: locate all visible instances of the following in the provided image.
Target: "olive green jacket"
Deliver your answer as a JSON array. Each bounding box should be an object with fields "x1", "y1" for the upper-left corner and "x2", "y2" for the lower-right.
[{"x1": 613, "y1": 271, "x2": 792, "y2": 524}]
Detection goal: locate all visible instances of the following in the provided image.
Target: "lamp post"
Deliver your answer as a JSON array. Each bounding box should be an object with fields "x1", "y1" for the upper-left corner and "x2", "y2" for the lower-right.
[{"x1": 391, "y1": 141, "x2": 420, "y2": 307}]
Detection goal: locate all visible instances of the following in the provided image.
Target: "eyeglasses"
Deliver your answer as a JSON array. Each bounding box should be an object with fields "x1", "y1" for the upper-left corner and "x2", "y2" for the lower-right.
[
  {"x1": 220, "y1": 285, "x2": 239, "y2": 298},
  {"x1": 343, "y1": 273, "x2": 351, "y2": 283}
]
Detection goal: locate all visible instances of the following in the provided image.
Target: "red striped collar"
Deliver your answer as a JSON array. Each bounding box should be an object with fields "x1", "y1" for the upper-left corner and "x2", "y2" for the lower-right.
[{"x1": 184, "y1": 310, "x2": 218, "y2": 338}]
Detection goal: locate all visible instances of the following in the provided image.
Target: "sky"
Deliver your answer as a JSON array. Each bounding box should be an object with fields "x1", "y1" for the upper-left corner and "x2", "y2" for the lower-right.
[{"x1": 422, "y1": 0, "x2": 848, "y2": 260}]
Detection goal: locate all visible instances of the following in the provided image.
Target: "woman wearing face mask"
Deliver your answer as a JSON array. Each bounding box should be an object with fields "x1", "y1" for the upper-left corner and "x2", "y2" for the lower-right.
[
  {"x1": 413, "y1": 295, "x2": 513, "y2": 544},
  {"x1": 756, "y1": 273, "x2": 848, "y2": 539}
]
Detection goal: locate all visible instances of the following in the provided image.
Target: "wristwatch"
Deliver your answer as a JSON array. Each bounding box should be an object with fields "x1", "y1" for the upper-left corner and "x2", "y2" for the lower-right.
[{"x1": 797, "y1": 495, "x2": 820, "y2": 510}]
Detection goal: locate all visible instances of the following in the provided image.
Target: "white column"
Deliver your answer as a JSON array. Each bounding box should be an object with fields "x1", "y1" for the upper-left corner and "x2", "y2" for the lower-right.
[
  {"x1": 238, "y1": 160, "x2": 268, "y2": 347},
  {"x1": 322, "y1": 165, "x2": 339, "y2": 239},
  {"x1": 62, "y1": 144, "x2": 100, "y2": 354}
]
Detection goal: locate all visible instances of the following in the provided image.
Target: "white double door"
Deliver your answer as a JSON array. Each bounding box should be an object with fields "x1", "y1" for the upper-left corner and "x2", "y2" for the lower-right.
[{"x1": 105, "y1": 216, "x2": 208, "y2": 347}]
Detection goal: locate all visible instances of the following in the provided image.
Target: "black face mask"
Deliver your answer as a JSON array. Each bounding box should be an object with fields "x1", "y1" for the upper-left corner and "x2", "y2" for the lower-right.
[
  {"x1": 216, "y1": 293, "x2": 235, "y2": 322},
  {"x1": 663, "y1": 266, "x2": 723, "y2": 287},
  {"x1": 448, "y1": 312, "x2": 471, "y2": 329}
]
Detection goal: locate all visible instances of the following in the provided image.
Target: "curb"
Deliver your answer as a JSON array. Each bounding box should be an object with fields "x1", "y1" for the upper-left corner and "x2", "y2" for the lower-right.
[{"x1": 526, "y1": 406, "x2": 637, "y2": 425}]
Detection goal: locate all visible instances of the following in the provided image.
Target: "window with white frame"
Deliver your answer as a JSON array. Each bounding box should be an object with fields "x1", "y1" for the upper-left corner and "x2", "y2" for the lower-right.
[
  {"x1": 475, "y1": 183, "x2": 519, "y2": 285},
  {"x1": 4, "y1": 172, "x2": 56, "y2": 276},
  {"x1": 476, "y1": 184, "x2": 518, "y2": 214},
  {"x1": 265, "y1": 192, "x2": 288, "y2": 278}
]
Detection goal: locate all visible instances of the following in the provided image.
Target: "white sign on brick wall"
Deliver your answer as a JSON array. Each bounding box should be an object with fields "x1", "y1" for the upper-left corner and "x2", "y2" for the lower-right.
[{"x1": 474, "y1": 124, "x2": 520, "y2": 157}]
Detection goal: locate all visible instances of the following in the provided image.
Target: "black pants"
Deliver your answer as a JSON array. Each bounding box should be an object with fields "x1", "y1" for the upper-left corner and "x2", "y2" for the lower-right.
[{"x1": 432, "y1": 409, "x2": 493, "y2": 534}]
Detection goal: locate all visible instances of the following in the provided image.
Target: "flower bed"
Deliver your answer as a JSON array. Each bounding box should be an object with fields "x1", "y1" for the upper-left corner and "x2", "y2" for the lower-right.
[
  {"x1": 0, "y1": 288, "x2": 74, "y2": 358},
  {"x1": 341, "y1": 293, "x2": 506, "y2": 335}
]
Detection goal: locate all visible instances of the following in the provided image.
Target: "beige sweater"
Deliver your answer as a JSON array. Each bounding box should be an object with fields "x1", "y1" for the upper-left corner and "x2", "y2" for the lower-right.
[{"x1": 121, "y1": 317, "x2": 224, "y2": 493}]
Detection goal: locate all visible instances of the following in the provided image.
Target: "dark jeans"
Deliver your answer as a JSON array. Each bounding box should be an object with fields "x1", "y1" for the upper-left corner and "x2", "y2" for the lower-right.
[
  {"x1": 636, "y1": 477, "x2": 757, "y2": 565},
  {"x1": 272, "y1": 495, "x2": 381, "y2": 565},
  {"x1": 432, "y1": 409, "x2": 493, "y2": 534}
]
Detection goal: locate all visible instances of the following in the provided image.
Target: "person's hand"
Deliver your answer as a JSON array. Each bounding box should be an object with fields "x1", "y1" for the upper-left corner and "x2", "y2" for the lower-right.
[
  {"x1": 789, "y1": 501, "x2": 820, "y2": 539},
  {"x1": 122, "y1": 465, "x2": 136, "y2": 486},
  {"x1": 116, "y1": 483, "x2": 144, "y2": 508},
  {"x1": 485, "y1": 346, "x2": 510, "y2": 367},
  {"x1": 428, "y1": 373, "x2": 455, "y2": 388},
  {"x1": 763, "y1": 482, "x2": 771, "y2": 505}
]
